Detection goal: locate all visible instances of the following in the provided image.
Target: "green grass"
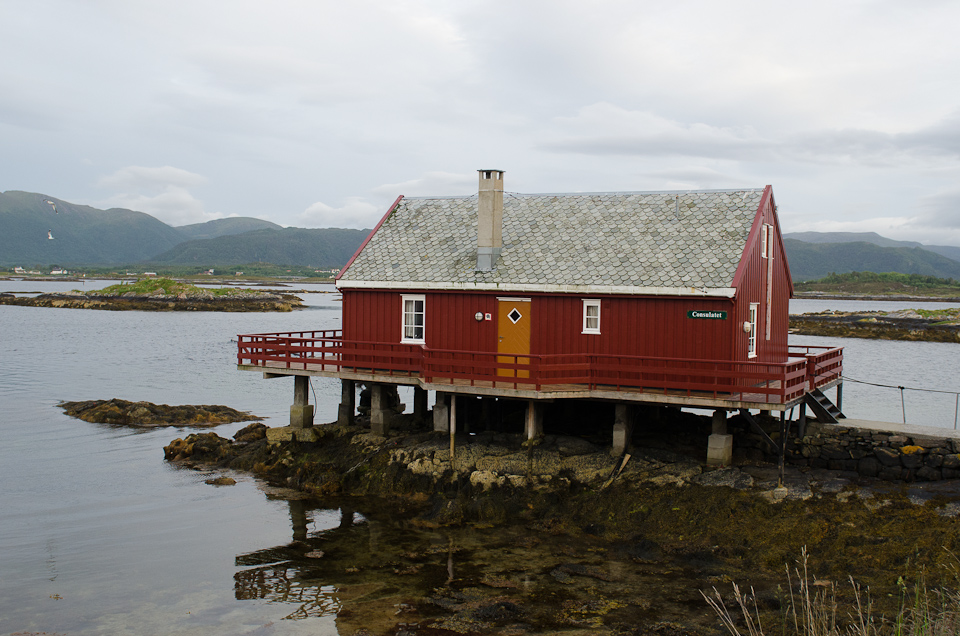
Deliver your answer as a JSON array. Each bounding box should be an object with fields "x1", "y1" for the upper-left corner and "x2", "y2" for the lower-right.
[
  {"x1": 795, "y1": 272, "x2": 960, "y2": 297},
  {"x1": 86, "y1": 277, "x2": 266, "y2": 297},
  {"x1": 704, "y1": 548, "x2": 960, "y2": 636}
]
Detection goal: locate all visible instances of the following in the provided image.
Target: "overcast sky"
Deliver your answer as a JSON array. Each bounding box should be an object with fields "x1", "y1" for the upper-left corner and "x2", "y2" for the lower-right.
[{"x1": 2, "y1": 0, "x2": 959, "y2": 245}]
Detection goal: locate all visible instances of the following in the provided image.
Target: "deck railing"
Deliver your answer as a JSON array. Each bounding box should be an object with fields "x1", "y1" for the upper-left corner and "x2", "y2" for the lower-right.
[{"x1": 237, "y1": 330, "x2": 842, "y2": 405}]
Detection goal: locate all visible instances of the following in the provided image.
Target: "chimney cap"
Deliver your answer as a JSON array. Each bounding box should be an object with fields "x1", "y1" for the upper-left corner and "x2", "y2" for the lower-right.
[{"x1": 478, "y1": 169, "x2": 505, "y2": 175}]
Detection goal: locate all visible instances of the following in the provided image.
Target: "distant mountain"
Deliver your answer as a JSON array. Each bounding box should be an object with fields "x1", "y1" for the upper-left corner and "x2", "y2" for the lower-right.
[
  {"x1": 176, "y1": 217, "x2": 282, "y2": 241},
  {"x1": 0, "y1": 190, "x2": 184, "y2": 266},
  {"x1": 784, "y1": 239, "x2": 960, "y2": 281},
  {"x1": 0, "y1": 190, "x2": 368, "y2": 269},
  {"x1": 147, "y1": 227, "x2": 368, "y2": 268},
  {"x1": 784, "y1": 231, "x2": 960, "y2": 265}
]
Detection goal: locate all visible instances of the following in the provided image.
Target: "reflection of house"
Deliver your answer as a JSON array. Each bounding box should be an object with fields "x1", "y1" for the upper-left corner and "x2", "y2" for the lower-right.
[{"x1": 238, "y1": 171, "x2": 843, "y2": 464}]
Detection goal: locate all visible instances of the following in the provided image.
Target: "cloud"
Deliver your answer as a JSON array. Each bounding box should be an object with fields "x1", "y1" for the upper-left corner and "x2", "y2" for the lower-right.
[
  {"x1": 98, "y1": 165, "x2": 207, "y2": 190},
  {"x1": 96, "y1": 165, "x2": 214, "y2": 226},
  {"x1": 540, "y1": 103, "x2": 960, "y2": 169},
  {"x1": 372, "y1": 171, "x2": 476, "y2": 197},
  {"x1": 298, "y1": 197, "x2": 381, "y2": 229},
  {"x1": 919, "y1": 187, "x2": 960, "y2": 229},
  {"x1": 539, "y1": 103, "x2": 770, "y2": 161},
  {"x1": 643, "y1": 166, "x2": 751, "y2": 191}
]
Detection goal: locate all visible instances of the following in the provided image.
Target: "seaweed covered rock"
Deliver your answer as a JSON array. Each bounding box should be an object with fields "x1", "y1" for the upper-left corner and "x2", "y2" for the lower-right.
[{"x1": 60, "y1": 398, "x2": 262, "y2": 428}]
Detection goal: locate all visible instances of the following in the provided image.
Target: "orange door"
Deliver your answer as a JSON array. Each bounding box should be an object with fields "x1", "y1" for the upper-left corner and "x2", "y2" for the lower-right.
[{"x1": 497, "y1": 299, "x2": 531, "y2": 378}]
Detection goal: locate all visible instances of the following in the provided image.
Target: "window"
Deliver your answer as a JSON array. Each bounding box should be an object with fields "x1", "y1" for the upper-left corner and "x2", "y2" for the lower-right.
[
  {"x1": 761, "y1": 223, "x2": 772, "y2": 258},
  {"x1": 401, "y1": 294, "x2": 425, "y2": 343},
  {"x1": 748, "y1": 303, "x2": 758, "y2": 358},
  {"x1": 582, "y1": 299, "x2": 601, "y2": 334}
]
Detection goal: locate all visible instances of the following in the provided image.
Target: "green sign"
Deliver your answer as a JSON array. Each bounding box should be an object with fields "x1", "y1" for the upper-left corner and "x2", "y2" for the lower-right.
[{"x1": 687, "y1": 310, "x2": 727, "y2": 320}]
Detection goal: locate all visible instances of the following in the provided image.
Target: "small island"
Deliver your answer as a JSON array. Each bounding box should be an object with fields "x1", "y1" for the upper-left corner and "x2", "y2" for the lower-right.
[
  {"x1": 60, "y1": 398, "x2": 263, "y2": 428},
  {"x1": 790, "y1": 307, "x2": 960, "y2": 342},
  {"x1": 0, "y1": 277, "x2": 304, "y2": 311}
]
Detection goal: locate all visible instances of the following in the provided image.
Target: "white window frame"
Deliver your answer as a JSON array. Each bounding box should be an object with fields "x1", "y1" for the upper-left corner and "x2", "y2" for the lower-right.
[
  {"x1": 401, "y1": 294, "x2": 425, "y2": 344},
  {"x1": 748, "y1": 303, "x2": 758, "y2": 358},
  {"x1": 760, "y1": 223, "x2": 772, "y2": 258},
  {"x1": 582, "y1": 299, "x2": 601, "y2": 334}
]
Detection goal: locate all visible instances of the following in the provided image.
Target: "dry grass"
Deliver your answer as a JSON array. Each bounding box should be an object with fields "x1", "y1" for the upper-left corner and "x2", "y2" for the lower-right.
[{"x1": 702, "y1": 547, "x2": 960, "y2": 636}]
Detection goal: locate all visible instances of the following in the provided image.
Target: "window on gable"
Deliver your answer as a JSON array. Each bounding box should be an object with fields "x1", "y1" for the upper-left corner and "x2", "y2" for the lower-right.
[
  {"x1": 401, "y1": 294, "x2": 425, "y2": 343},
  {"x1": 748, "y1": 303, "x2": 758, "y2": 358},
  {"x1": 761, "y1": 223, "x2": 772, "y2": 258},
  {"x1": 582, "y1": 299, "x2": 601, "y2": 334}
]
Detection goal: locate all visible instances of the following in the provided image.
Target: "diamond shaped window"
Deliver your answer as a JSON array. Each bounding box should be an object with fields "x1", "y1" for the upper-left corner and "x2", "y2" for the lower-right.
[{"x1": 508, "y1": 308, "x2": 522, "y2": 324}]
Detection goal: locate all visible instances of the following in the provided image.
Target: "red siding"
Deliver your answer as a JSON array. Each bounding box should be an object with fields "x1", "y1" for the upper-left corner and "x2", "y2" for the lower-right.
[
  {"x1": 345, "y1": 290, "x2": 737, "y2": 361},
  {"x1": 730, "y1": 186, "x2": 791, "y2": 363}
]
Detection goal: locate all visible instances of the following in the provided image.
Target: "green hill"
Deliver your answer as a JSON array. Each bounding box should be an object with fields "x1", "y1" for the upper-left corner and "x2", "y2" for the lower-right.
[
  {"x1": 0, "y1": 190, "x2": 184, "y2": 266},
  {"x1": 176, "y1": 217, "x2": 282, "y2": 241},
  {"x1": 784, "y1": 239, "x2": 960, "y2": 282},
  {"x1": 147, "y1": 227, "x2": 368, "y2": 268},
  {"x1": 784, "y1": 231, "x2": 960, "y2": 266},
  {"x1": 0, "y1": 190, "x2": 368, "y2": 269}
]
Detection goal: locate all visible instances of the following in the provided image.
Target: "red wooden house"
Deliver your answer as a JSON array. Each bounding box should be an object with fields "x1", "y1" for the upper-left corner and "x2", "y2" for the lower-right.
[{"x1": 238, "y1": 170, "x2": 842, "y2": 462}]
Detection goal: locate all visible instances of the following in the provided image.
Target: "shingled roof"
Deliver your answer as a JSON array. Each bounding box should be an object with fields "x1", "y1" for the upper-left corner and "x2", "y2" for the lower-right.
[{"x1": 337, "y1": 188, "x2": 766, "y2": 297}]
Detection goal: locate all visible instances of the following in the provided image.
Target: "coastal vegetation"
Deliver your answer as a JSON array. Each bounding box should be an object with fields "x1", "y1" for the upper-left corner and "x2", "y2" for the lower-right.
[
  {"x1": 795, "y1": 272, "x2": 960, "y2": 298},
  {"x1": 0, "y1": 277, "x2": 305, "y2": 311},
  {"x1": 789, "y1": 307, "x2": 960, "y2": 342}
]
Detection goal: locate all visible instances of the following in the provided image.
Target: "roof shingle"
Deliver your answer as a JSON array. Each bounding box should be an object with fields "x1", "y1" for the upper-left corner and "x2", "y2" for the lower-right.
[{"x1": 339, "y1": 189, "x2": 764, "y2": 294}]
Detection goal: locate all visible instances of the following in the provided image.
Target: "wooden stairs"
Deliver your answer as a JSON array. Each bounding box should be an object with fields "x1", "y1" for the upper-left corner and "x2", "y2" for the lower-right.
[{"x1": 805, "y1": 388, "x2": 845, "y2": 424}]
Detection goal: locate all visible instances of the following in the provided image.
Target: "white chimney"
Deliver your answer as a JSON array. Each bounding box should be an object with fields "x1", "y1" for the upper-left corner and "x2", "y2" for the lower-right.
[{"x1": 476, "y1": 169, "x2": 504, "y2": 271}]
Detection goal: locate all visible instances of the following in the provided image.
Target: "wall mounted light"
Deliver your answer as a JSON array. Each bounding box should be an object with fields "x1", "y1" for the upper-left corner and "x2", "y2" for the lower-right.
[
  {"x1": 743, "y1": 321, "x2": 752, "y2": 333},
  {"x1": 475, "y1": 311, "x2": 484, "y2": 322}
]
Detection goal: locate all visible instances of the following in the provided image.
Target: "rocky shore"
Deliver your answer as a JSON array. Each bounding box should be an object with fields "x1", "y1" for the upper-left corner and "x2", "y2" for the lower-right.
[
  {"x1": 790, "y1": 308, "x2": 960, "y2": 342},
  {"x1": 60, "y1": 398, "x2": 263, "y2": 427},
  {"x1": 0, "y1": 289, "x2": 303, "y2": 311},
  {"x1": 163, "y1": 413, "x2": 960, "y2": 634}
]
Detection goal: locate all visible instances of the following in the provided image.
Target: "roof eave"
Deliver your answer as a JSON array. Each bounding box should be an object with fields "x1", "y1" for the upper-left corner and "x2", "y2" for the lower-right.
[{"x1": 335, "y1": 279, "x2": 736, "y2": 298}]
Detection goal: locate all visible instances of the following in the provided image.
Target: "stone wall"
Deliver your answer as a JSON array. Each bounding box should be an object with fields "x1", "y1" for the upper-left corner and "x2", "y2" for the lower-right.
[{"x1": 732, "y1": 419, "x2": 960, "y2": 482}]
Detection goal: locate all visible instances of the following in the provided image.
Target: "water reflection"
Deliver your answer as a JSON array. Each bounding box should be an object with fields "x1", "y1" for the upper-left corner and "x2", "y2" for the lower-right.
[{"x1": 229, "y1": 497, "x2": 739, "y2": 634}]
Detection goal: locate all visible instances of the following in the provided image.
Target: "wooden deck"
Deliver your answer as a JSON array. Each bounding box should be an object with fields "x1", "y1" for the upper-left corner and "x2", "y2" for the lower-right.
[{"x1": 240, "y1": 357, "x2": 837, "y2": 411}]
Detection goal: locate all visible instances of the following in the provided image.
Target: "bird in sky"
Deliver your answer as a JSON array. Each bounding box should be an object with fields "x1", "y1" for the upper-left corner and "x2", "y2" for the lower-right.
[
  {"x1": 48, "y1": 230, "x2": 54, "y2": 240},
  {"x1": 44, "y1": 200, "x2": 58, "y2": 214}
]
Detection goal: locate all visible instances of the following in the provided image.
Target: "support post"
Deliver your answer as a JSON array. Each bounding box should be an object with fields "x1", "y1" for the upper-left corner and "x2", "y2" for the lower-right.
[
  {"x1": 337, "y1": 379, "x2": 355, "y2": 426},
  {"x1": 711, "y1": 409, "x2": 727, "y2": 435},
  {"x1": 707, "y1": 408, "x2": 731, "y2": 466},
  {"x1": 525, "y1": 400, "x2": 543, "y2": 440},
  {"x1": 413, "y1": 387, "x2": 428, "y2": 424},
  {"x1": 798, "y1": 402, "x2": 807, "y2": 438},
  {"x1": 370, "y1": 384, "x2": 391, "y2": 436},
  {"x1": 450, "y1": 395, "x2": 457, "y2": 461},
  {"x1": 433, "y1": 392, "x2": 450, "y2": 432},
  {"x1": 290, "y1": 375, "x2": 314, "y2": 429},
  {"x1": 837, "y1": 382, "x2": 843, "y2": 414},
  {"x1": 480, "y1": 397, "x2": 494, "y2": 432},
  {"x1": 611, "y1": 403, "x2": 634, "y2": 457}
]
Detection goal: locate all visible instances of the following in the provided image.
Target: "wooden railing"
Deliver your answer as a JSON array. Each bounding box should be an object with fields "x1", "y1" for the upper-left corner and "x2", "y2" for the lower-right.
[{"x1": 238, "y1": 331, "x2": 843, "y2": 405}]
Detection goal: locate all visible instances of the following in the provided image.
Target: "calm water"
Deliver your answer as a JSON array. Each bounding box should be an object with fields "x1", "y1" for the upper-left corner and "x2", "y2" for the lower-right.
[{"x1": 1, "y1": 285, "x2": 958, "y2": 634}]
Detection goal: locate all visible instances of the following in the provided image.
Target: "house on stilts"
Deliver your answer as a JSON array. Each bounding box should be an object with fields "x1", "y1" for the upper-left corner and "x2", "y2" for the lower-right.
[{"x1": 237, "y1": 170, "x2": 844, "y2": 464}]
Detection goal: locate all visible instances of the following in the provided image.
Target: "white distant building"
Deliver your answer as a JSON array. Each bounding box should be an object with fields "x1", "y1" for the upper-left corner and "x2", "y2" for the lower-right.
[{"x1": 14, "y1": 266, "x2": 26, "y2": 274}]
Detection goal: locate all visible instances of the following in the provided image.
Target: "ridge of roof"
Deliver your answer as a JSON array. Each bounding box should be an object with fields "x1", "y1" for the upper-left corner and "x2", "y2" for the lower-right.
[{"x1": 402, "y1": 187, "x2": 764, "y2": 201}]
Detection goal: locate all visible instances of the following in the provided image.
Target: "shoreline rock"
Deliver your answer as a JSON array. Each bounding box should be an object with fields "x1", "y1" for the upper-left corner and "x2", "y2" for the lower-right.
[
  {"x1": 790, "y1": 309, "x2": 960, "y2": 342},
  {"x1": 60, "y1": 398, "x2": 263, "y2": 427},
  {"x1": 0, "y1": 291, "x2": 303, "y2": 311}
]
